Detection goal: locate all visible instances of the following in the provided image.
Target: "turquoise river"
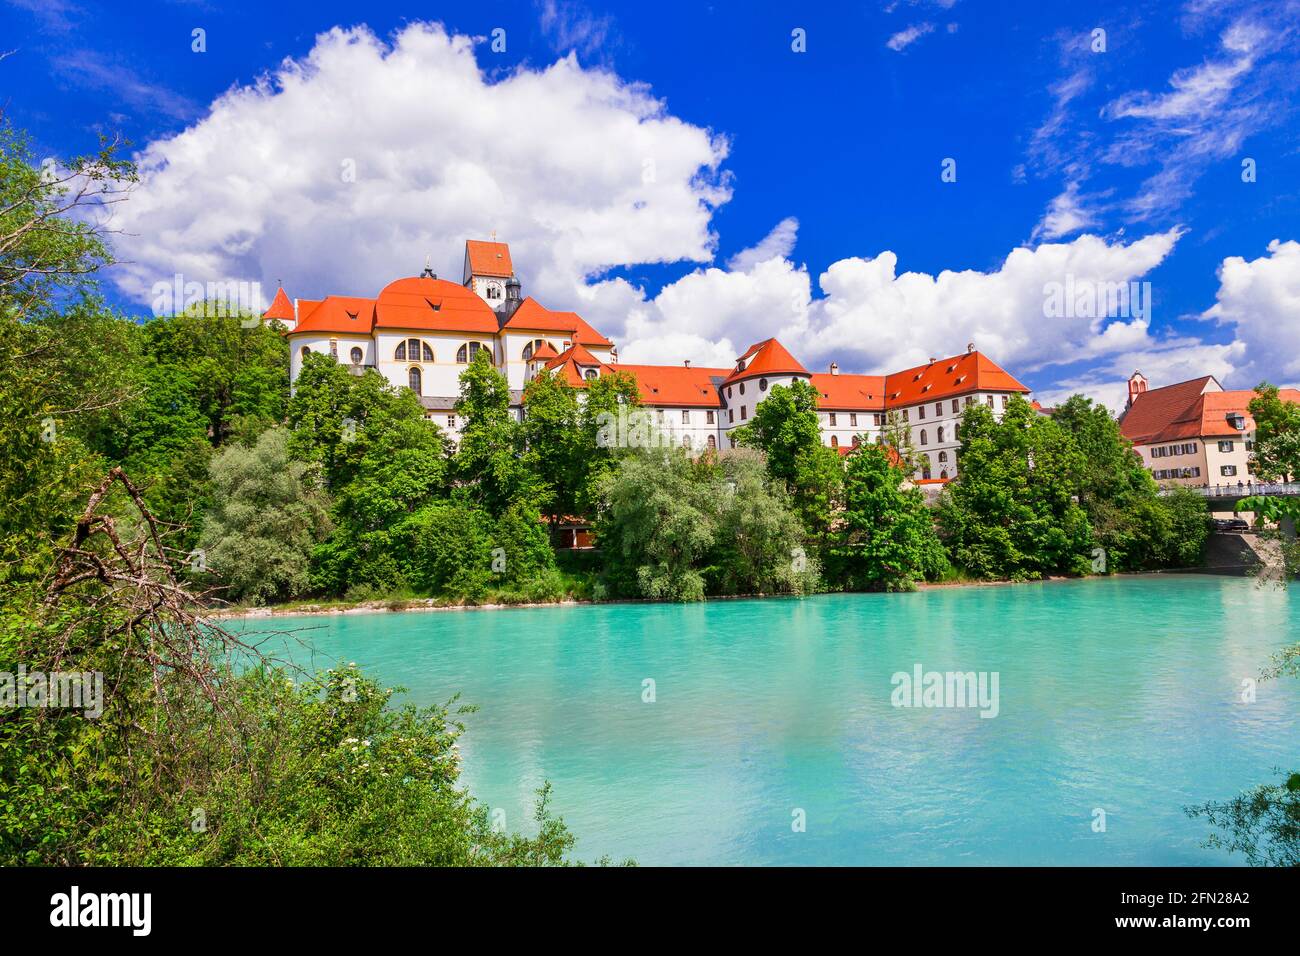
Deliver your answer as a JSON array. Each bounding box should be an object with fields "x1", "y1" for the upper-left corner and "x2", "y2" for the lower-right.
[{"x1": 231, "y1": 574, "x2": 1300, "y2": 865}]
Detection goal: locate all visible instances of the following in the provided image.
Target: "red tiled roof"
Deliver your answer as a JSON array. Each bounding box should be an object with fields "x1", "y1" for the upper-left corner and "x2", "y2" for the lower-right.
[
  {"x1": 465, "y1": 240, "x2": 513, "y2": 277},
  {"x1": 291, "y1": 296, "x2": 376, "y2": 335},
  {"x1": 1118, "y1": 380, "x2": 1300, "y2": 445},
  {"x1": 884, "y1": 350, "x2": 1029, "y2": 406},
  {"x1": 531, "y1": 341, "x2": 559, "y2": 360},
  {"x1": 723, "y1": 338, "x2": 809, "y2": 386},
  {"x1": 374, "y1": 276, "x2": 499, "y2": 333},
  {"x1": 540, "y1": 343, "x2": 612, "y2": 387},
  {"x1": 262, "y1": 286, "x2": 295, "y2": 322},
  {"x1": 618, "y1": 364, "x2": 730, "y2": 407},
  {"x1": 504, "y1": 297, "x2": 613, "y2": 347},
  {"x1": 1117, "y1": 376, "x2": 1217, "y2": 444},
  {"x1": 809, "y1": 372, "x2": 887, "y2": 410}
]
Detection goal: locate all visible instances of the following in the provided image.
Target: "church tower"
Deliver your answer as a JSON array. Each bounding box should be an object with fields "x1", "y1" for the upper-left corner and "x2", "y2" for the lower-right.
[{"x1": 463, "y1": 238, "x2": 516, "y2": 312}]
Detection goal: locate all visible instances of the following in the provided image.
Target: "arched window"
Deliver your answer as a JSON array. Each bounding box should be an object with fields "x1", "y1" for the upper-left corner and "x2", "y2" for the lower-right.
[
  {"x1": 938, "y1": 451, "x2": 948, "y2": 462},
  {"x1": 922, "y1": 459, "x2": 932, "y2": 479},
  {"x1": 707, "y1": 435, "x2": 716, "y2": 450},
  {"x1": 350, "y1": 346, "x2": 363, "y2": 364},
  {"x1": 852, "y1": 435, "x2": 861, "y2": 447},
  {"x1": 396, "y1": 339, "x2": 430, "y2": 361},
  {"x1": 759, "y1": 378, "x2": 768, "y2": 391},
  {"x1": 940, "y1": 469, "x2": 948, "y2": 479},
  {"x1": 919, "y1": 429, "x2": 928, "y2": 446},
  {"x1": 584, "y1": 368, "x2": 598, "y2": 380},
  {"x1": 300, "y1": 345, "x2": 310, "y2": 359},
  {"x1": 830, "y1": 436, "x2": 839, "y2": 449},
  {"x1": 681, "y1": 435, "x2": 690, "y2": 448},
  {"x1": 486, "y1": 283, "x2": 502, "y2": 300},
  {"x1": 458, "y1": 341, "x2": 491, "y2": 363},
  {"x1": 522, "y1": 339, "x2": 549, "y2": 361},
  {"x1": 408, "y1": 366, "x2": 422, "y2": 394},
  {"x1": 937, "y1": 426, "x2": 945, "y2": 443}
]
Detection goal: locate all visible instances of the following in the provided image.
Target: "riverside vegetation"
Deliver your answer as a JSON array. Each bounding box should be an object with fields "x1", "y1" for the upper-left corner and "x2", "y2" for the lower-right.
[{"x1": 3, "y1": 120, "x2": 1297, "y2": 866}]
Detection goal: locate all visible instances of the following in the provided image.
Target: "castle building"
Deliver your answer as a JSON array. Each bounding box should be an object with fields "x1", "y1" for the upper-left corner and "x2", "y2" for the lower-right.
[
  {"x1": 273, "y1": 240, "x2": 1031, "y2": 481},
  {"x1": 1119, "y1": 371, "x2": 1300, "y2": 486}
]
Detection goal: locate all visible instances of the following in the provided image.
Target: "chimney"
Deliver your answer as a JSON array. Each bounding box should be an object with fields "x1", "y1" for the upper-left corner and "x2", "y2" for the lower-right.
[
  {"x1": 684, "y1": 359, "x2": 691, "y2": 368},
  {"x1": 928, "y1": 357, "x2": 936, "y2": 364},
  {"x1": 829, "y1": 362, "x2": 839, "y2": 376},
  {"x1": 966, "y1": 342, "x2": 974, "y2": 354}
]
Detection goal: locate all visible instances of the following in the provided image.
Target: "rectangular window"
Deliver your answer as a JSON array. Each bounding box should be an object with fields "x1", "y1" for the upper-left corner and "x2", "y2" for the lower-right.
[
  {"x1": 965, "y1": 397, "x2": 974, "y2": 407},
  {"x1": 447, "y1": 414, "x2": 456, "y2": 428},
  {"x1": 728, "y1": 409, "x2": 734, "y2": 424},
  {"x1": 1218, "y1": 440, "x2": 1233, "y2": 452},
  {"x1": 902, "y1": 409, "x2": 910, "y2": 422},
  {"x1": 1245, "y1": 439, "x2": 1254, "y2": 451},
  {"x1": 986, "y1": 396, "x2": 995, "y2": 408},
  {"x1": 829, "y1": 412, "x2": 838, "y2": 426},
  {"x1": 935, "y1": 402, "x2": 943, "y2": 416},
  {"x1": 1001, "y1": 395, "x2": 1009, "y2": 408},
  {"x1": 706, "y1": 410, "x2": 715, "y2": 424},
  {"x1": 329, "y1": 339, "x2": 338, "y2": 360},
  {"x1": 918, "y1": 406, "x2": 926, "y2": 419},
  {"x1": 741, "y1": 406, "x2": 748, "y2": 421},
  {"x1": 850, "y1": 413, "x2": 857, "y2": 427},
  {"x1": 952, "y1": 399, "x2": 959, "y2": 413},
  {"x1": 873, "y1": 413, "x2": 884, "y2": 426},
  {"x1": 1221, "y1": 465, "x2": 1237, "y2": 477},
  {"x1": 682, "y1": 410, "x2": 690, "y2": 424}
]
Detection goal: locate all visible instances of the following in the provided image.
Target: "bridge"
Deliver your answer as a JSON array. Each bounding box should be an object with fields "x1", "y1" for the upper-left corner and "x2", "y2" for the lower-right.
[{"x1": 1159, "y1": 481, "x2": 1300, "y2": 510}]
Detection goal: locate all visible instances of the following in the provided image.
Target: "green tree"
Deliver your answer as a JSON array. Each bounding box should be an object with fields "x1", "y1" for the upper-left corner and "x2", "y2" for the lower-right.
[
  {"x1": 595, "y1": 449, "x2": 718, "y2": 601},
  {"x1": 1248, "y1": 383, "x2": 1300, "y2": 482},
  {"x1": 198, "y1": 427, "x2": 333, "y2": 604},
  {"x1": 732, "y1": 380, "x2": 843, "y2": 537},
  {"x1": 522, "y1": 369, "x2": 583, "y2": 529},
  {"x1": 576, "y1": 369, "x2": 642, "y2": 515},
  {"x1": 454, "y1": 351, "x2": 537, "y2": 516},
  {"x1": 288, "y1": 355, "x2": 448, "y2": 595},
  {"x1": 1051, "y1": 394, "x2": 1207, "y2": 571},
  {"x1": 937, "y1": 396, "x2": 1093, "y2": 579},
  {"x1": 709, "y1": 451, "x2": 819, "y2": 595},
  {"x1": 830, "y1": 443, "x2": 948, "y2": 590},
  {"x1": 879, "y1": 409, "x2": 921, "y2": 475},
  {"x1": 732, "y1": 380, "x2": 822, "y2": 484}
]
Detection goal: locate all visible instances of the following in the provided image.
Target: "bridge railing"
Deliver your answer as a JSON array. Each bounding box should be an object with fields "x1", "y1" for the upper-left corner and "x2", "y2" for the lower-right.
[{"x1": 1159, "y1": 481, "x2": 1300, "y2": 498}]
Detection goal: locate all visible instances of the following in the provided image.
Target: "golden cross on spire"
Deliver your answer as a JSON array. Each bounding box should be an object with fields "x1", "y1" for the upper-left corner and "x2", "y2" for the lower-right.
[{"x1": 490, "y1": 229, "x2": 497, "y2": 242}]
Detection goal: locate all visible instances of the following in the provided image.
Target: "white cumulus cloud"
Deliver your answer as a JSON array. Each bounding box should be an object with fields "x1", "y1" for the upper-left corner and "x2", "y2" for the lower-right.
[{"x1": 106, "y1": 22, "x2": 731, "y2": 317}]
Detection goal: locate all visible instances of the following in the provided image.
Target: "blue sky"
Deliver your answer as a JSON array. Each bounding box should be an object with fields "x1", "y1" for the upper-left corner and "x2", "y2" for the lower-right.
[{"x1": 3, "y1": 0, "x2": 1299, "y2": 408}]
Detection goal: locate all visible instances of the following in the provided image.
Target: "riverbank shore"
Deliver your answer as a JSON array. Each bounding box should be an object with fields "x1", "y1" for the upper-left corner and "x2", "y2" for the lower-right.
[{"x1": 203, "y1": 569, "x2": 1218, "y2": 621}]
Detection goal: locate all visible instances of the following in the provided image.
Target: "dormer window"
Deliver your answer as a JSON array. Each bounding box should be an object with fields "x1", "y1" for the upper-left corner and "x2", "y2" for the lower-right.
[
  {"x1": 584, "y1": 368, "x2": 598, "y2": 380},
  {"x1": 1227, "y1": 413, "x2": 1246, "y2": 430}
]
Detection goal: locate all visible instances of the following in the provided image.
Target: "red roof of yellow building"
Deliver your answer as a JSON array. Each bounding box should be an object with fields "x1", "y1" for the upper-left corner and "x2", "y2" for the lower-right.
[
  {"x1": 1120, "y1": 378, "x2": 1300, "y2": 444},
  {"x1": 465, "y1": 240, "x2": 513, "y2": 277}
]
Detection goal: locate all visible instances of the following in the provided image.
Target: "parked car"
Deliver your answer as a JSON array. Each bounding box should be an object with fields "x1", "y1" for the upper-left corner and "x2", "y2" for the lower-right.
[{"x1": 1211, "y1": 518, "x2": 1249, "y2": 532}]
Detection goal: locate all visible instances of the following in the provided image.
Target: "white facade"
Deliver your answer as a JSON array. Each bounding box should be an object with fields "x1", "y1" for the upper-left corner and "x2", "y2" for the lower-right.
[{"x1": 281, "y1": 242, "x2": 1031, "y2": 478}]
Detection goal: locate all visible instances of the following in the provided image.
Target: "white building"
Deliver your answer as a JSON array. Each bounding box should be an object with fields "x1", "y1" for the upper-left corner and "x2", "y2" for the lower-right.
[{"x1": 275, "y1": 240, "x2": 1031, "y2": 480}]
